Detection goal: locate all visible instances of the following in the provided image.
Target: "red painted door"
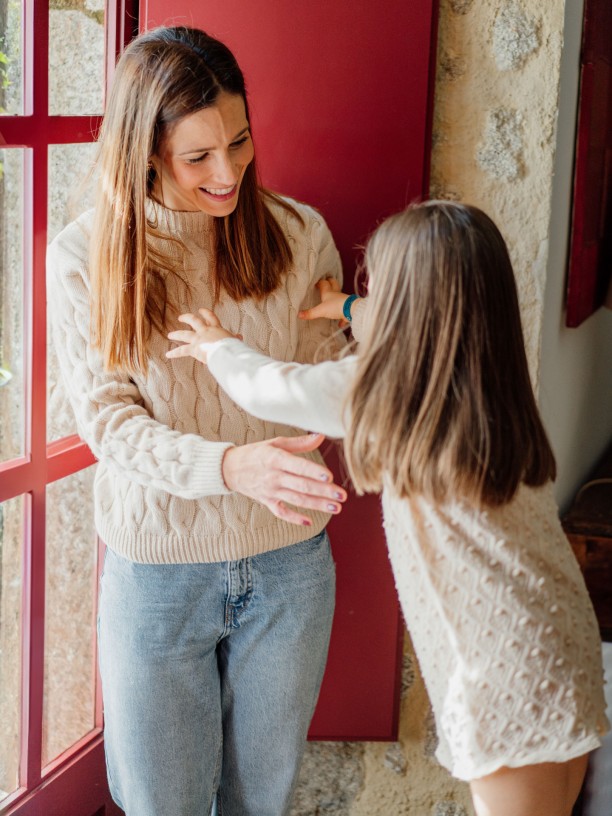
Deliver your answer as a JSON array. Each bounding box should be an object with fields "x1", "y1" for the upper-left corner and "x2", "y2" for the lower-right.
[
  {"x1": 566, "y1": 0, "x2": 612, "y2": 327},
  {"x1": 142, "y1": 0, "x2": 438, "y2": 739}
]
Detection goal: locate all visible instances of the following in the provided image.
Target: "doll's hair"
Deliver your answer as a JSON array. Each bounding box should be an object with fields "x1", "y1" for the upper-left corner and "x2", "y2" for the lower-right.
[
  {"x1": 345, "y1": 200, "x2": 556, "y2": 506},
  {"x1": 90, "y1": 26, "x2": 299, "y2": 372}
]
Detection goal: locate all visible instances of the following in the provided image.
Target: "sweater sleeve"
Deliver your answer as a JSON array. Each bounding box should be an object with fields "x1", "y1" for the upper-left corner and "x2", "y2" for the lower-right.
[
  {"x1": 46, "y1": 224, "x2": 233, "y2": 500},
  {"x1": 207, "y1": 339, "x2": 355, "y2": 439}
]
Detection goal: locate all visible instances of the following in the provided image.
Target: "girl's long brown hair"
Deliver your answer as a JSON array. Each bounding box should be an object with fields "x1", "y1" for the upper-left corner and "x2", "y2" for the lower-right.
[
  {"x1": 90, "y1": 26, "x2": 300, "y2": 372},
  {"x1": 345, "y1": 201, "x2": 556, "y2": 507}
]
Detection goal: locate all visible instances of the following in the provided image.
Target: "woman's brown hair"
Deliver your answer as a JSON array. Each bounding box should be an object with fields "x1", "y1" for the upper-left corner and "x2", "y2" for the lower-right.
[
  {"x1": 345, "y1": 201, "x2": 556, "y2": 506},
  {"x1": 90, "y1": 26, "x2": 300, "y2": 372}
]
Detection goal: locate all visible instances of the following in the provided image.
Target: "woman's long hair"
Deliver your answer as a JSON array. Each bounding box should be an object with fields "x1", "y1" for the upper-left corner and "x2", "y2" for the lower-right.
[
  {"x1": 90, "y1": 26, "x2": 299, "y2": 372},
  {"x1": 345, "y1": 201, "x2": 556, "y2": 506}
]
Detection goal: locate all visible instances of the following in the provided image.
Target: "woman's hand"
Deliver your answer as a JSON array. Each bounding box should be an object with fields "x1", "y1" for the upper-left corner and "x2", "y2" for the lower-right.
[
  {"x1": 167, "y1": 308, "x2": 237, "y2": 363},
  {"x1": 298, "y1": 278, "x2": 353, "y2": 326},
  {"x1": 222, "y1": 433, "x2": 347, "y2": 527}
]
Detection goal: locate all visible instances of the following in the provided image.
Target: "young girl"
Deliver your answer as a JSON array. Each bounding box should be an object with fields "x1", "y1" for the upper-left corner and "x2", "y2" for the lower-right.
[{"x1": 167, "y1": 200, "x2": 608, "y2": 816}]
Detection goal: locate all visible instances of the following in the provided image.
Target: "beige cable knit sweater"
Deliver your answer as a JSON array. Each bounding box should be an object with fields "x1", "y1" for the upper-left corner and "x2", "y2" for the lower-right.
[{"x1": 46, "y1": 196, "x2": 344, "y2": 564}]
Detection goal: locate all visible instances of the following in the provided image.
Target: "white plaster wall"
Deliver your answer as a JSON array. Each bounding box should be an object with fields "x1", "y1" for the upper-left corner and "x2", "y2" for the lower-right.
[{"x1": 539, "y1": 0, "x2": 612, "y2": 512}]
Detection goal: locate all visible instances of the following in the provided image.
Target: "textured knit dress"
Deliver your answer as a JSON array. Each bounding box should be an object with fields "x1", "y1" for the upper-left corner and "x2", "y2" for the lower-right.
[{"x1": 204, "y1": 335, "x2": 609, "y2": 781}]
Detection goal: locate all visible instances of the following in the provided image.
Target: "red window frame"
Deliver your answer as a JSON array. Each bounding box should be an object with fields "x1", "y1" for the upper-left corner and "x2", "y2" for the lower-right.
[
  {"x1": 0, "y1": 2, "x2": 135, "y2": 813},
  {"x1": 566, "y1": 0, "x2": 612, "y2": 327}
]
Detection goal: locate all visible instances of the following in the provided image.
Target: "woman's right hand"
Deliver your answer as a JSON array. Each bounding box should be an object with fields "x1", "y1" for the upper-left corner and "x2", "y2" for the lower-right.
[{"x1": 222, "y1": 433, "x2": 347, "y2": 527}]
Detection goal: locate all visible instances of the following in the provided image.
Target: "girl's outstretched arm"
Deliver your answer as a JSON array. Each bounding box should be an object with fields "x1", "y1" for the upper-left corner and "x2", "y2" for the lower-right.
[
  {"x1": 167, "y1": 309, "x2": 355, "y2": 439},
  {"x1": 298, "y1": 277, "x2": 367, "y2": 341},
  {"x1": 298, "y1": 278, "x2": 352, "y2": 324}
]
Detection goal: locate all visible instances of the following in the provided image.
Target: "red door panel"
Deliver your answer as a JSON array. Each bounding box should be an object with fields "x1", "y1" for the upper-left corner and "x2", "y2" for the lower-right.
[{"x1": 142, "y1": 0, "x2": 438, "y2": 739}]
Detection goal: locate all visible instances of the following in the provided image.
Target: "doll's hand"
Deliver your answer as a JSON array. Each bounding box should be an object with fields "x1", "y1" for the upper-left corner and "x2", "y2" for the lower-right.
[
  {"x1": 298, "y1": 278, "x2": 353, "y2": 327},
  {"x1": 166, "y1": 308, "x2": 238, "y2": 364}
]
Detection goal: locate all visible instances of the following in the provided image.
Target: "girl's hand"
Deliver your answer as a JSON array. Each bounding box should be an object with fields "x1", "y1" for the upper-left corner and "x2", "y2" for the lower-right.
[
  {"x1": 167, "y1": 308, "x2": 237, "y2": 363},
  {"x1": 222, "y1": 433, "x2": 347, "y2": 527},
  {"x1": 298, "y1": 278, "x2": 353, "y2": 326}
]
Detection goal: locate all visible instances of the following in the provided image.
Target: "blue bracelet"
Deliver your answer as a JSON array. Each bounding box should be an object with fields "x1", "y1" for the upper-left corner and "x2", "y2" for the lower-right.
[{"x1": 342, "y1": 294, "x2": 359, "y2": 322}]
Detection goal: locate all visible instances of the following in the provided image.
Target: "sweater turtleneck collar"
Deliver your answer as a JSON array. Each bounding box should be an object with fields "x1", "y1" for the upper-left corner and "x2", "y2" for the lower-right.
[{"x1": 146, "y1": 197, "x2": 214, "y2": 237}]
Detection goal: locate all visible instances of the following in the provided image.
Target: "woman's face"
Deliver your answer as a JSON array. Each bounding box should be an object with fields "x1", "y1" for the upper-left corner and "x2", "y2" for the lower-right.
[{"x1": 151, "y1": 92, "x2": 254, "y2": 216}]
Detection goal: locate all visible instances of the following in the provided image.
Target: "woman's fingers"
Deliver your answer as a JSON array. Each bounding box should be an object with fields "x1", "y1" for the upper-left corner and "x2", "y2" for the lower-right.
[
  {"x1": 221, "y1": 436, "x2": 347, "y2": 526},
  {"x1": 265, "y1": 499, "x2": 316, "y2": 528}
]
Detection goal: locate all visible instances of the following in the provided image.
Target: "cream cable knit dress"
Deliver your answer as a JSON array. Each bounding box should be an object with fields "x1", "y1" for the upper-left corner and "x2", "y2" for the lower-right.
[
  {"x1": 205, "y1": 336, "x2": 609, "y2": 781},
  {"x1": 46, "y1": 197, "x2": 343, "y2": 564}
]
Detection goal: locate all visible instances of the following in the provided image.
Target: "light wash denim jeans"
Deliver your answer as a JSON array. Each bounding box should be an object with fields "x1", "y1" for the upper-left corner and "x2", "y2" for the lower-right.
[{"x1": 97, "y1": 529, "x2": 335, "y2": 816}]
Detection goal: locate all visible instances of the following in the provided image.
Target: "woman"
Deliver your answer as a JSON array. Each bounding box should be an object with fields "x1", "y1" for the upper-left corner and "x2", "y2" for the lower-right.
[{"x1": 47, "y1": 25, "x2": 347, "y2": 816}]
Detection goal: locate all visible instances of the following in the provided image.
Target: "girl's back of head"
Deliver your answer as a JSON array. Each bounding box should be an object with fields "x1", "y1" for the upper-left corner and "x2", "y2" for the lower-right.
[{"x1": 346, "y1": 200, "x2": 556, "y2": 507}]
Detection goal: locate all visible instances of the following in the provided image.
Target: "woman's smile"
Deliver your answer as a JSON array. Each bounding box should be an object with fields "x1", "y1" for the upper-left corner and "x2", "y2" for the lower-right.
[{"x1": 199, "y1": 183, "x2": 238, "y2": 202}]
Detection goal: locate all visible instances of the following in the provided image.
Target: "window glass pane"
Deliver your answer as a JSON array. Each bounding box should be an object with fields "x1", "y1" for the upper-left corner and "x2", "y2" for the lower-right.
[
  {"x1": 47, "y1": 142, "x2": 97, "y2": 441},
  {"x1": 0, "y1": 0, "x2": 24, "y2": 115},
  {"x1": 0, "y1": 147, "x2": 25, "y2": 462},
  {"x1": 47, "y1": 142, "x2": 97, "y2": 244},
  {"x1": 43, "y1": 468, "x2": 97, "y2": 768},
  {"x1": 49, "y1": 0, "x2": 105, "y2": 115},
  {"x1": 0, "y1": 494, "x2": 24, "y2": 803}
]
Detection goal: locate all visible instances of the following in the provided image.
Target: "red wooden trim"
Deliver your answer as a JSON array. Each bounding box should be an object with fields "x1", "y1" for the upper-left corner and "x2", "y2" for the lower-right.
[
  {"x1": 94, "y1": 538, "x2": 106, "y2": 728},
  {"x1": 0, "y1": 466, "x2": 36, "y2": 505},
  {"x1": 46, "y1": 438, "x2": 97, "y2": 485},
  {"x1": 3, "y1": 737, "x2": 120, "y2": 816},
  {"x1": 20, "y1": 490, "x2": 45, "y2": 792},
  {"x1": 41, "y1": 728, "x2": 104, "y2": 778},
  {"x1": 23, "y1": 0, "x2": 33, "y2": 116},
  {"x1": 422, "y1": 0, "x2": 441, "y2": 196},
  {"x1": 17, "y1": 496, "x2": 31, "y2": 796},
  {"x1": 107, "y1": 0, "x2": 139, "y2": 93},
  {"x1": 565, "y1": 0, "x2": 612, "y2": 327},
  {"x1": 0, "y1": 446, "x2": 97, "y2": 502},
  {"x1": 567, "y1": 63, "x2": 596, "y2": 327},
  {"x1": 0, "y1": 459, "x2": 31, "y2": 503},
  {"x1": 0, "y1": 117, "x2": 102, "y2": 148},
  {"x1": 32, "y1": 0, "x2": 48, "y2": 116},
  {"x1": 23, "y1": 148, "x2": 34, "y2": 463}
]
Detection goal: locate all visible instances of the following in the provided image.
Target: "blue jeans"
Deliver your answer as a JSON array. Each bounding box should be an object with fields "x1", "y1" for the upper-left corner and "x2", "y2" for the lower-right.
[{"x1": 98, "y1": 530, "x2": 335, "y2": 816}]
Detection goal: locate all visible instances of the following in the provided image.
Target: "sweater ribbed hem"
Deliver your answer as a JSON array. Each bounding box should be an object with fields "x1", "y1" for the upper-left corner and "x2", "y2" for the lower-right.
[{"x1": 97, "y1": 509, "x2": 331, "y2": 564}]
